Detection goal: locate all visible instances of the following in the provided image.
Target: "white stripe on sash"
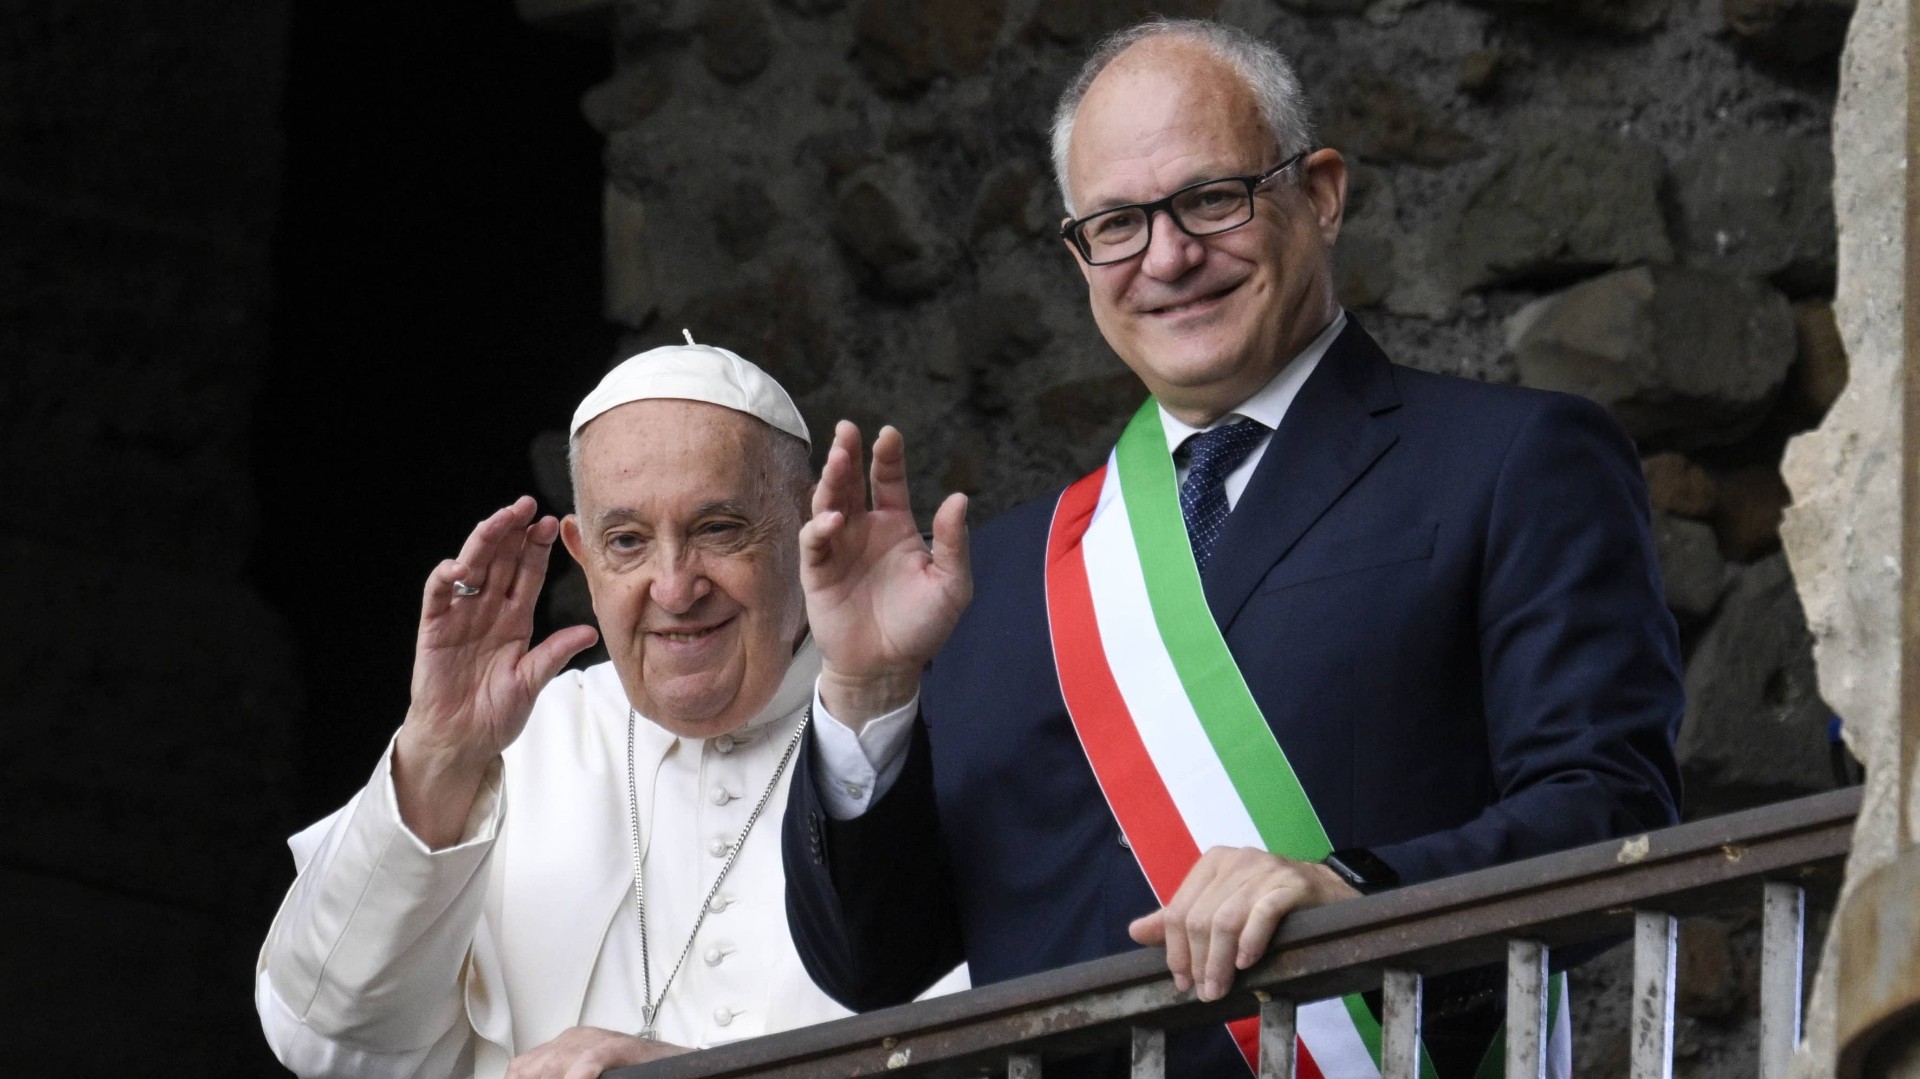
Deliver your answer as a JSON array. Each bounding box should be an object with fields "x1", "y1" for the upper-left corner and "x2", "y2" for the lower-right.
[{"x1": 1081, "y1": 453, "x2": 1265, "y2": 853}]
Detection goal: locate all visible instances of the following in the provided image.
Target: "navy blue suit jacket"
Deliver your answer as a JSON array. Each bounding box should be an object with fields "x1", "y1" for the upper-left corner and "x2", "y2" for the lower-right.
[{"x1": 784, "y1": 320, "x2": 1684, "y2": 1074}]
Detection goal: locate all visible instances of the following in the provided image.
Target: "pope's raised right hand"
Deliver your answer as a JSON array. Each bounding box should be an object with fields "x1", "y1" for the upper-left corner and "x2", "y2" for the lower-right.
[{"x1": 392, "y1": 495, "x2": 599, "y2": 847}]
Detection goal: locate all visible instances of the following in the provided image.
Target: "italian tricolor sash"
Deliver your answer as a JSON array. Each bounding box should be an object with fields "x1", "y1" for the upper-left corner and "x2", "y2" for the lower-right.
[{"x1": 1043, "y1": 402, "x2": 1568, "y2": 1078}]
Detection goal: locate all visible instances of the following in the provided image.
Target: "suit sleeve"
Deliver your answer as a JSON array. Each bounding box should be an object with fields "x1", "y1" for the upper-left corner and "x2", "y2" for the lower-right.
[
  {"x1": 783, "y1": 717, "x2": 965, "y2": 1010},
  {"x1": 256, "y1": 740, "x2": 499, "y2": 1078},
  {"x1": 1373, "y1": 393, "x2": 1684, "y2": 884}
]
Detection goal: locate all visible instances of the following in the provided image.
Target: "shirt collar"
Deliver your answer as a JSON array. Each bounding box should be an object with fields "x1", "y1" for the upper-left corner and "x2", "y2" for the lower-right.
[{"x1": 1159, "y1": 309, "x2": 1348, "y2": 456}]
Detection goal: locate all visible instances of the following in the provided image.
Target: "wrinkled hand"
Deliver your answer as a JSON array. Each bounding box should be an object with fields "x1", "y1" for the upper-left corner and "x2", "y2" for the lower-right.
[
  {"x1": 1128, "y1": 847, "x2": 1360, "y2": 1002},
  {"x1": 801, "y1": 422, "x2": 970, "y2": 726},
  {"x1": 393, "y1": 496, "x2": 599, "y2": 846},
  {"x1": 505, "y1": 1026, "x2": 688, "y2": 1079}
]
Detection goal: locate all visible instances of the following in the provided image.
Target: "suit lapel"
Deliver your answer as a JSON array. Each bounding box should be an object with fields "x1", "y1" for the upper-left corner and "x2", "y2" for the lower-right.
[{"x1": 1203, "y1": 320, "x2": 1403, "y2": 634}]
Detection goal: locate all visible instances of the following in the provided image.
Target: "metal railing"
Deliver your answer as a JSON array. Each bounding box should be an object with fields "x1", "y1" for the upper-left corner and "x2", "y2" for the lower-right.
[{"x1": 611, "y1": 787, "x2": 1859, "y2": 1079}]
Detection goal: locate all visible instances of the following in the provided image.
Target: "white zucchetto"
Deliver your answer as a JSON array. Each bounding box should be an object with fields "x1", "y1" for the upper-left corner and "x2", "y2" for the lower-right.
[{"x1": 570, "y1": 332, "x2": 810, "y2": 445}]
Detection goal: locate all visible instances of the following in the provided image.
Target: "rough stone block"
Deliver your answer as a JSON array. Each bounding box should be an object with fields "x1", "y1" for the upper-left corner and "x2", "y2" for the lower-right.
[
  {"x1": 1024, "y1": 0, "x2": 1220, "y2": 45},
  {"x1": 1710, "y1": 463, "x2": 1791, "y2": 562},
  {"x1": 1653, "y1": 512, "x2": 1729, "y2": 621},
  {"x1": 1453, "y1": 133, "x2": 1672, "y2": 289},
  {"x1": 662, "y1": 261, "x2": 838, "y2": 394},
  {"x1": 972, "y1": 162, "x2": 1055, "y2": 241},
  {"x1": 831, "y1": 163, "x2": 956, "y2": 299},
  {"x1": 1459, "y1": 0, "x2": 1672, "y2": 33},
  {"x1": 1506, "y1": 265, "x2": 1795, "y2": 450},
  {"x1": 1677, "y1": 552, "x2": 1835, "y2": 813},
  {"x1": 1319, "y1": 68, "x2": 1477, "y2": 166},
  {"x1": 1785, "y1": 302, "x2": 1849, "y2": 421},
  {"x1": 854, "y1": 0, "x2": 1006, "y2": 96},
  {"x1": 1036, "y1": 371, "x2": 1147, "y2": 447},
  {"x1": 1674, "y1": 133, "x2": 1836, "y2": 296},
  {"x1": 580, "y1": 63, "x2": 673, "y2": 134},
  {"x1": 1334, "y1": 225, "x2": 1396, "y2": 310},
  {"x1": 710, "y1": 178, "x2": 779, "y2": 260},
  {"x1": 1723, "y1": 0, "x2": 1856, "y2": 68},
  {"x1": 1677, "y1": 917, "x2": 1743, "y2": 1020},
  {"x1": 1643, "y1": 452, "x2": 1719, "y2": 518},
  {"x1": 602, "y1": 181, "x2": 655, "y2": 327},
  {"x1": 1457, "y1": 49, "x2": 1505, "y2": 96},
  {"x1": 698, "y1": 0, "x2": 774, "y2": 84}
]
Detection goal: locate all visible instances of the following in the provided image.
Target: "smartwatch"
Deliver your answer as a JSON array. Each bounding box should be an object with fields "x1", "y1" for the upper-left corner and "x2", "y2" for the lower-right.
[{"x1": 1322, "y1": 847, "x2": 1401, "y2": 895}]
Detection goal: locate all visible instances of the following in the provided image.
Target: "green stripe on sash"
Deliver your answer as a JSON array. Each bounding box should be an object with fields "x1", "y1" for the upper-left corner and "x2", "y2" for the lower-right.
[{"x1": 1113, "y1": 402, "x2": 1331, "y2": 861}]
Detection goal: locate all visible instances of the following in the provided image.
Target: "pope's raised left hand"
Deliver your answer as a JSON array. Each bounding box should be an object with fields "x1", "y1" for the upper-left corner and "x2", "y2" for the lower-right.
[{"x1": 1128, "y1": 847, "x2": 1360, "y2": 1002}]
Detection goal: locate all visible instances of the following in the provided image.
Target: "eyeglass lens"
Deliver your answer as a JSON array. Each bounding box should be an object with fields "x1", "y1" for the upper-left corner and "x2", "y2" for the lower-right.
[{"x1": 1076, "y1": 179, "x2": 1255, "y2": 264}]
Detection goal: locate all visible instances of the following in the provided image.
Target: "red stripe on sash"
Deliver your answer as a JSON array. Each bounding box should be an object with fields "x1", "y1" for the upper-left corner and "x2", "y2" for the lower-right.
[
  {"x1": 1047, "y1": 468, "x2": 1264, "y2": 1073},
  {"x1": 1046, "y1": 468, "x2": 1199, "y2": 893}
]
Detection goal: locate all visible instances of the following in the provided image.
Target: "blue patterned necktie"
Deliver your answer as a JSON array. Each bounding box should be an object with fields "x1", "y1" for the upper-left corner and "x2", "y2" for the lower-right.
[{"x1": 1178, "y1": 419, "x2": 1268, "y2": 574}]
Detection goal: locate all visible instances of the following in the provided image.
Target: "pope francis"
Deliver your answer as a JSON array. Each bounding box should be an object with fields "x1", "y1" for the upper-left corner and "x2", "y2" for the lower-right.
[{"x1": 255, "y1": 341, "x2": 948, "y2": 1078}]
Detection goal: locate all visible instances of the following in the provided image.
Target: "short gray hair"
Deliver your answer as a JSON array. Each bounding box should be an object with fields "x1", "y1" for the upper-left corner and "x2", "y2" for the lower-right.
[{"x1": 1049, "y1": 19, "x2": 1317, "y2": 218}]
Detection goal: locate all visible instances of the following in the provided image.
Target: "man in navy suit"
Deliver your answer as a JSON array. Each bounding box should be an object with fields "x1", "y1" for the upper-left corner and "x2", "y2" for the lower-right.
[{"x1": 785, "y1": 18, "x2": 1682, "y2": 1076}]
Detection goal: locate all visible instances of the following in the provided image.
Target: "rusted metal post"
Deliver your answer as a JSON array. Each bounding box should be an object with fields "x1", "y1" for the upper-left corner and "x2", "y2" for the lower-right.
[
  {"x1": 1506, "y1": 939, "x2": 1549, "y2": 1079},
  {"x1": 1256, "y1": 997, "x2": 1297, "y2": 1079},
  {"x1": 1758, "y1": 882, "x2": 1804, "y2": 1079},
  {"x1": 1129, "y1": 1026, "x2": 1165, "y2": 1079},
  {"x1": 1380, "y1": 970, "x2": 1423, "y2": 1079},
  {"x1": 1631, "y1": 911, "x2": 1676, "y2": 1079},
  {"x1": 1008, "y1": 1051, "x2": 1042, "y2": 1079}
]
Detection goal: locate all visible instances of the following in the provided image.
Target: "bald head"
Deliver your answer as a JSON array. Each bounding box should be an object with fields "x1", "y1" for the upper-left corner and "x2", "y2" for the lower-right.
[{"x1": 1050, "y1": 19, "x2": 1315, "y2": 217}]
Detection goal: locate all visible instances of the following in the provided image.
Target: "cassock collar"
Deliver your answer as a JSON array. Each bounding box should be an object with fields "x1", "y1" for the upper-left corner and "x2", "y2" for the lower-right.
[{"x1": 627, "y1": 634, "x2": 823, "y2": 758}]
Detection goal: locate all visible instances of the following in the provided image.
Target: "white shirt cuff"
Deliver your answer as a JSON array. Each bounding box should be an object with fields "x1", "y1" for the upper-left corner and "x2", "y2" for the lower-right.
[
  {"x1": 811, "y1": 684, "x2": 918, "y2": 820},
  {"x1": 377, "y1": 737, "x2": 505, "y2": 856}
]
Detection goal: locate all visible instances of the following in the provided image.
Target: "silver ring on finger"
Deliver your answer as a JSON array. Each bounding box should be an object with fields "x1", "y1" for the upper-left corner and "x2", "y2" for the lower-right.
[{"x1": 452, "y1": 579, "x2": 481, "y2": 597}]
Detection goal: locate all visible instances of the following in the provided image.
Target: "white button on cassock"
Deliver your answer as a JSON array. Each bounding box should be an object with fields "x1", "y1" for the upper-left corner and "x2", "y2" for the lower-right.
[
  {"x1": 710, "y1": 786, "x2": 734, "y2": 806},
  {"x1": 713, "y1": 1007, "x2": 735, "y2": 1027},
  {"x1": 704, "y1": 946, "x2": 727, "y2": 966},
  {"x1": 708, "y1": 838, "x2": 731, "y2": 858},
  {"x1": 708, "y1": 895, "x2": 731, "y2": 913},
  {"x1": 714, "y1": 735, "x2": 736, "y2": 754}
]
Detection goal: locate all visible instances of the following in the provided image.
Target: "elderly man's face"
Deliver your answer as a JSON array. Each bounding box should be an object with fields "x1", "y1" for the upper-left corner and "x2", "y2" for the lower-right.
[
  {"x1": 560, "y1": 399, "x2": 808, "y2": 739},
  {"x1": 1065, "y1": 38, "x2": 1346, "y2": 426}
]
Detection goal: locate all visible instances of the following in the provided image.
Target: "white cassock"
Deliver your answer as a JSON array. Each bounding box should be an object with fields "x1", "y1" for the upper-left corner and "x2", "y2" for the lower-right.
[{"x1": 256, "y1": 638, "x2": 957, "y2": 1078}]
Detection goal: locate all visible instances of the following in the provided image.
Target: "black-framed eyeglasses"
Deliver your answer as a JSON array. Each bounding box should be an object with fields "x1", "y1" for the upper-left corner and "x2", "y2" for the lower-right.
[{"x1": 1059, "y1": 151, "x2": 1311, "y2": 266}]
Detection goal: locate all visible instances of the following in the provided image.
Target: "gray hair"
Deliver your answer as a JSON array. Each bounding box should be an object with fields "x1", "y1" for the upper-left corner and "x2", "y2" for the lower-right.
[
  {"x1": 567, "y1": 417, "x2": 812, "y2": 519},
  {"x1": 1049, "y1": 19, "x2": 1317, "y2": 218}
]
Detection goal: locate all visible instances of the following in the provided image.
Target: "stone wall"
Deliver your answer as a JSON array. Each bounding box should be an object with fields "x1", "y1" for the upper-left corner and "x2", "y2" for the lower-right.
[
  {"x1": 543, "y1": 0, "x2": 1858, "y2": 1074},
  {"x1": 554, "y1": 0, "x2": 1853, "y2": 810},
  {"x1": 1777, "y1": 0, "x2": 1907, "y2": 1072},
  {"x1": 1, "y1": 1, "x2": 297, "y2": 1074}
]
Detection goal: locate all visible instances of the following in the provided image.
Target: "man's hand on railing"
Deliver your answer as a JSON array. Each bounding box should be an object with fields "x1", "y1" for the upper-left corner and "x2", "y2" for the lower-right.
[
  {"x1": 1127, "y1": 846, "x2": 1361, "y2": 1003},
  {"x1": 504, "y1": 1025, "x2": 689, "y2": 1079}
]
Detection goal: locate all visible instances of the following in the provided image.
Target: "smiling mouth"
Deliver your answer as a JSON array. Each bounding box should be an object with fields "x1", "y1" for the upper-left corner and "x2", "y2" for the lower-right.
[
  {"x1": 650, "y1": 618, "x2": 731, "y2": 643},
  {"x1": 1148, "y1": 282, "x2": 1238, "y2": 316}
]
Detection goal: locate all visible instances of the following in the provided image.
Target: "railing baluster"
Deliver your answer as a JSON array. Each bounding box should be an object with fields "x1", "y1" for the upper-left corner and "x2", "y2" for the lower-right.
[
  {"x1": 1008, "y1": 1050, "x2": 1042, "y2": 1079},
  {"x1": 1257, "y1": 997, "x2": 1297, "y2": 1079},
  {"x1": 1632, "y1": 910, "x2": 1677, "y2": 1079},
  {"x1": 1381, "y1": 969, "x2": 1423, "y2": 1079},
  {"x1": 1759, "y1": 881, "x2": 1806, "y2": 1079},
  {"x1": 1130, "y1": 1026, "x2": 1165, "y2": 1079},
  {"x1": 1506, "y1": 938, "x2": 1549, "y2": 1079}
]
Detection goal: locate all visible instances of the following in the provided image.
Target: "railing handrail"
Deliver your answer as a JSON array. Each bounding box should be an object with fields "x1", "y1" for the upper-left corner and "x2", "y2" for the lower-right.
[{"x1": 612, "y1": 787, "x2": 1860, "y2": 1078}]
